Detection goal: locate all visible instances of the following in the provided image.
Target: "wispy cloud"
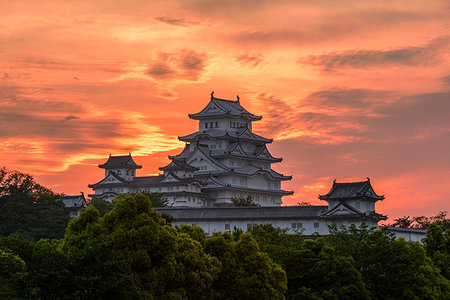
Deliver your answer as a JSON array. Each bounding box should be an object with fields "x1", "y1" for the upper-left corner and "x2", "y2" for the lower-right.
[{"x1": 300, "y1": 37, "x2": 450, "y2": 71}]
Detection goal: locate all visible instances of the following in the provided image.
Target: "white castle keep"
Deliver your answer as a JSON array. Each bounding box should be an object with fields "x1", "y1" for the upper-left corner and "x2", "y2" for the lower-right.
[{"x1": 89, "y1": 93, "x2": 293, "y2": 207}]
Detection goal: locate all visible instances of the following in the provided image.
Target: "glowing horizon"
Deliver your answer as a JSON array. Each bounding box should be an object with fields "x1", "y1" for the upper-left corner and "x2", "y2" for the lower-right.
[{"x1": 1, "y1": 0, "x2": 449, "y2": 221}]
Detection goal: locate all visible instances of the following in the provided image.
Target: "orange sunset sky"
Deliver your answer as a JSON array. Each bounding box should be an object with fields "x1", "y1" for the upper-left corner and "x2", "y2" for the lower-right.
[{"x1": 1, "y1": 0, "x2": 449, "y2": 221}]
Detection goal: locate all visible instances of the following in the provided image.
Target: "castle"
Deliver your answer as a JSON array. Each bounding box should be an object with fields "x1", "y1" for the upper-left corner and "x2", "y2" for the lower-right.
[
  {"x1": 84, "y1": 93, "x2": 426, "y2": 241},
  {"x1": 88, "y1": 93, "x2": 293, "y2": 207}
]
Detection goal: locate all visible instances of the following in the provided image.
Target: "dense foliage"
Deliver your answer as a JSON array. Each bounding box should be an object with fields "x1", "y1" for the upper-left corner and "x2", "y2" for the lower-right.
[
  {"x1": 0, "y1": 168, "x2": 69, "y2": 240},
  {"x1": 250, "y1": 224, "x2": 449, "y2": 299},
  {"x1": 0, "y1": 193, "x2": 287, "y2": 299},
  {"x1": 390, "y1": 211, "x2": 449, "y2": 230},
  {"x1": 231, "y1": 195, "x2": 259, "y2": 206},
  {"x1": 0, "y1": 169, "x2": 448, "y2": 299}
]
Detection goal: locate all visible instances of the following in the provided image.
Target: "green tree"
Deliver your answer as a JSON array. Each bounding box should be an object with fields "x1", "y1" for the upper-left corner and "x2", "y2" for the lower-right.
[
  {"x1": 0, "y1": 168, "x2": 69, "y2": 240},
  {"x1": 0, "y1": 234, "x2": 72, "y2": 299},
  {"x1": 327, "y1": 225, "x2": 449, "y2": 299},
  {"x1": 390, "y1": 211, "x2": 449, "y2": 230},
  {"x1": 231, "y1": 195, "x2": 259, "y2": 206},
  {"x1": 136, "y1": 191, "x2": 169, "y2": 207},
  {"x1": 0, "y1": 250, "x2": 31, "y2": 299},
  {"x1": 205, "y1": 231, "x2": 287, "y2": 299},
  {"x1": 422, "y1": 224, "x2": 450, "y2": 279},
  {"x1": 89, "y1": 198, "x2": 114, "y2": 216},
  {"x1": 63, "y1": 193, "x2": 219, "y2": 299},
  {"x1": 285, "y1": 238, "x2": 370, "y2": 300}
]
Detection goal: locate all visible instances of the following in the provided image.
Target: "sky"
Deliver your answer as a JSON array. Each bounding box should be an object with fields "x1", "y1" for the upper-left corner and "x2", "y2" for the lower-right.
[{"x1": 1, "y1": 0, "x2": 449, "y2": 222}]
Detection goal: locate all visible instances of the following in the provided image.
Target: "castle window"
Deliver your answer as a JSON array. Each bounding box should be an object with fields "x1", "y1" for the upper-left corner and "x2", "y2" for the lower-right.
[
  {"x1": 225, "y1": 224, "x2": 231, "y2": 230},
  {"x1": 215, "y1": 122, "x2": 218, "y2": 127},
  {"x1": 205, "y1": 123, "x2": 208, "y2": 128},
  {"x1": 314, "y1": 222, "x2": 320, "y2": 228},
  {"x1": 291, "y1": 223, "x2": 297, "y2": 229},
  {"x1": 298, "y1": 223, "x2": 303, "y2": 228},
  {"x1": 126, "y1": 170, "x2": 129, "y2": 175},
  {"x1": 210, "y1": 122, "x2": 213, "y2": 128}
]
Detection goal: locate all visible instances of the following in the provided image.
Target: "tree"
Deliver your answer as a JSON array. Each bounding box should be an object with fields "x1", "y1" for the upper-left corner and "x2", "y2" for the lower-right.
[
  {"x1": 205, "y1": 231, "x2": 287, "y2": 299},
  {"x1": 0, "y1": 234, "x2": 72, "y2": 299},
  {"x1": 89, "y1": 198, "x2": 113, "y2": 216},
  {"x1": 0, "y1": 250, "x2": 31, "y2": 299},
  {"x1": 422, "y1": 224, "x2": 450, "y2": 279},
  {"x1": 134, "y1": 191, "x2": 169, "y2": 207},
  {"x1": 390, "y1": 211, "x2": 449, "y2": 230},
  {"x1": 0, "y1": 168, "x2": 69, "y2": 240},
  {"x1": 249, "y1": 225, "x2": 369, "y2": 300},
  {"x1": 327, "y1": 225, "x2": 449, "y2": 299},
  {"x1": 231, "y1": 195, "x2": 259, "y2": 207},
  {"x1": 63, "y1": 193, "x2": 220, "y2": 299},
  {"x1": 285, "y1": 238, "x2": 370, "y2": 300}
]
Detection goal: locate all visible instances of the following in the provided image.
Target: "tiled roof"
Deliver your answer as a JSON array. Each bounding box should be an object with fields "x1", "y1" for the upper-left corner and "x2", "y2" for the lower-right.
[
  {"x1": 179, "y1": 128, "x2": 272, "y2": 143},
  {"x1": 319, "y1": 179, "x2": 384, "y2": 201},
  {"x1": 189, "y1": 96, "x2": 262, "y2": 121},
  {"x1": 159, "y1": 158, "x2": 198, "y2": 171},
  {"x1": 156, "y1": 206, "x2": 328, "y2": 221},
  {"x1": 132, "y1": 175, "x2": 164, "y2": 186},
  {"x1": 61, "y1": 194, "x2": 88, "y2": 208},
  {"x1": 99, "y1": 154, "x2": 142, "y2": 169}
]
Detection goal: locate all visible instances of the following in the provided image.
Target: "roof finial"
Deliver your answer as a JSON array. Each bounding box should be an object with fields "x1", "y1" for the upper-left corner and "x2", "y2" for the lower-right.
[
  {"x1": 236, "y1": 95, "x2": 240, "y2": 103},
  {"x1": 333, "y1": 178, "x2": 336, "y2": 183},
  {"x1": 109, "y1": 153, "x2": 112, "y2": 157},
  {"x1": 210, "y1": 90, "x2": 214, "y2": 99},
  {"x1": 367, "y1": 177, "x2": 370, "y2": 181},
  {"x1": 129, "y1": 152, "x2": 131, "y2": 156}
]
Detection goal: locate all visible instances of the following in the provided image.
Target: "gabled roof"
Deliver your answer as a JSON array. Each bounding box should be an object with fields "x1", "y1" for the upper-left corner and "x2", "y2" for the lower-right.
[
  {"x1": 178, "y1": 128, "x2": 272, "y2": 143},
  {"x1": 61, "y1": 193, "x2": 88, "y2": 209},
  {"x1": 132, "y1": 175, "x2": 165, "y2": 186},
  {"x1": 319, "y1": 178, "x2": 384, "y2": 201},
  {"x1": 88, "y1": 171, "x2": 130, "y2": 188},
  {"x1": 156, "y1": 206, "x2": 328, "y2": 221},
  {"x1": 322, "y1": 202, "x2": 387, "y2": 221},
  {"x1": 210, "y1": 142, "x2": 282, "y2": 162},
  {"x1": 99, "y1": 153, "x2": 142, "y2": 169},
  {"x1": 225, "y1": 164, "x2": 292, "y2": 180},
  {"x1": 188, "y1": 95, "x2": 262, "y2": 121},
  {"x1": 159, "y1": 158, "x2": 198, "y2": 172},
  {"x1": 186, "y1": 144, "x2": 231, "y2": 172}
]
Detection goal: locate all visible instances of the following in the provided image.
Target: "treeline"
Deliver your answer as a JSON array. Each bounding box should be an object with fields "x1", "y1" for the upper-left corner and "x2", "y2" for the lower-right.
[
  {"x1": 1, "y1": 168, "x2": 449, "y2": 299},
  {"x1": 1, "y1": 193, "x2": 286, "y2": 299}
]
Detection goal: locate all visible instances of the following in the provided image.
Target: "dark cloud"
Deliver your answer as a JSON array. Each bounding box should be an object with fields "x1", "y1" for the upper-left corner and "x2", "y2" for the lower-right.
[
  {"x1": 256, "y1": 89, "x2": 450, "y2": 148},
  {"x1": 301, "y1": 37, "x2": 450, "y2": 71},
  {"x1": 146, "y1": 49, "x2": 209, "y2": 81},
  {"x1": 0, "y1": 110, "x2": 123, "y2": 140},
  {"x1": 441, "y1": 75, "x2": 450, "y2": 87},
  {"x1": 236, "y1": 53, "x2": 264, "y2": 67},
  {"x1": 155, "y1": 16, "x2": 189, "y2": 26},
  {"x1": 63, "y1": 115, "x2": 80, "y2": 121},
  {"x1": 0, "y1": 85, "x2": 84, "y2": 113},
  {"x1": 306, "y1": 88, "x2": 390, "y2": 108},
  {"x1": 147, "y1": 64, "x2": 175, "y2": 78}
]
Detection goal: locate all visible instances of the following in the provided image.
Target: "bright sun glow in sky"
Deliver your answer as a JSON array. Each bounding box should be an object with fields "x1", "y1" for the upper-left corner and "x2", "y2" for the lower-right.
[{"x1": 1, "y1": 0, "x2": 449, "y2": 221}]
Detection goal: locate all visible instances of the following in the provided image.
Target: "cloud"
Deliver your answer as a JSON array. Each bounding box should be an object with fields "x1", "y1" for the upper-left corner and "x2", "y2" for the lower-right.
[
  {"x1": 63, "y1": 115, "x2": 80, "y2": 121},
  {"x1": 301, "y1": 37, "x2": 450, "y2": 71},
  {"x1": 441, "y1": 74, "x2": 450, "y2": 87},
  {"x1": 146, "y1": 49, "x2": 209, "y2": 81},
  {"x1": 155, "y1": 16, "x2": 189, "y2": 26},
  {"x1": 236, "y1": 53, "x2": 264, "y2": 67},
  {"x1": 305, "y1": 88, "x2": 390, "y2": 109}
]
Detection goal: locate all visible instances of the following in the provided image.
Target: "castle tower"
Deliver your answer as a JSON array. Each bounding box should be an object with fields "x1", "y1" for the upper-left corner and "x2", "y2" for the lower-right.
[{"x1": 169, "y1": 93, "x2": 293, "y2": 206}]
